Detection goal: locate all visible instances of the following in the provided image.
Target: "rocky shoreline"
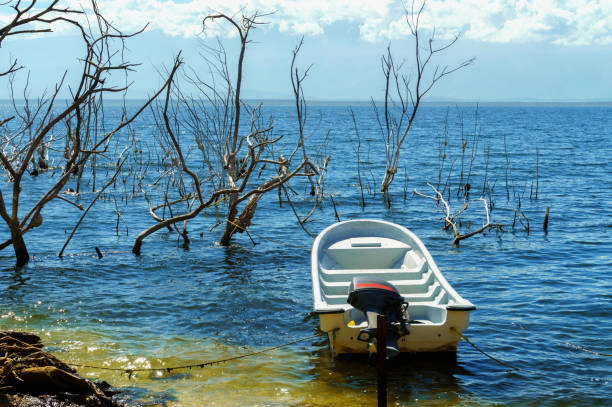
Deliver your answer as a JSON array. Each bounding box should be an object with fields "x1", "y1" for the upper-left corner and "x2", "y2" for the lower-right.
[{"x1": 0, "y1": 331, "x2": 121, "y2": 407}]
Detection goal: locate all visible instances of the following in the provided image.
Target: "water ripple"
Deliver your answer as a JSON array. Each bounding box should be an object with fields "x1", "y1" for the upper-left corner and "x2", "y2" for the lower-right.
[{"x1": 1, "y1": 104, "x2": 611, "y2": 406}]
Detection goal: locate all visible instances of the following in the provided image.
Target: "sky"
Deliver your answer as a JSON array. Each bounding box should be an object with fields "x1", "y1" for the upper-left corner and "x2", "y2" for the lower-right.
[{"x1": 2, "y1": 0, "x2": 612, "y2": 102}]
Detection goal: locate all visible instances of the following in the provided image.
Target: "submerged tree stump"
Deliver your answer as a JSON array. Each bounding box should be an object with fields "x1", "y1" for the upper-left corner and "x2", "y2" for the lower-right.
[{"x1": 0, "y1": 331, "x2": 121, "y2": 407}]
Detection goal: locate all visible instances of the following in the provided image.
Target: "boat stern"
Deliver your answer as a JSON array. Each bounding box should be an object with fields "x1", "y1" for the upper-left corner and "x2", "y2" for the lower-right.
[{"x1": 318, "y1": 305, "x2": 473, "y2": 354}]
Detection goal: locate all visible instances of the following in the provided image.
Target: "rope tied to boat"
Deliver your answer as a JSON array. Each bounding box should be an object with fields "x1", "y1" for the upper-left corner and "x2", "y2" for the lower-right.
[
  {"x1": 450, "y1": 327, "x2": 522, "y2": 371},
  {"x1": 452, "y1": 324, "x2": 612, "y2": 374},
  {"x1": 67, "y1": 332, "x2": 326, "y2": 378},
  {"x1": 562, "y1": 342, "x2": 612, "y2": 357},
  {"x1": 511, "y1": 322, "x2": 612, "y2": 357}
]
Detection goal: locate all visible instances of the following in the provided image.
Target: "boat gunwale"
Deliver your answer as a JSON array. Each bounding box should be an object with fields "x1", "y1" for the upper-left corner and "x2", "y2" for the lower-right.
[{"x1": 311, "y1": 219, "x2": 474, "y2": 312}]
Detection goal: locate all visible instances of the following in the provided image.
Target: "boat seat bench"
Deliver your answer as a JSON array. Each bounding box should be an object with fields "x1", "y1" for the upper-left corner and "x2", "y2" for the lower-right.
[
  {"x1": 321, "y1": 282, "x2": 444, "y2": 305},
  {"x1": 319, "y1": 272, "x2": 434, "y2": 295},
  {"x1": 324, "y1": 237, "x2": 412, "y2": 269},
  {"x1": 320, "y1": 260, "x2": 427, "y2": 281}
]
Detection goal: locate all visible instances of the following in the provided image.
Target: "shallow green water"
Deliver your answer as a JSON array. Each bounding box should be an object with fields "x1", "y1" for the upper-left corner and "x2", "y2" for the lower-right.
[{"x1": 1, "y1": 326, "x2": 497, "y2": 406}]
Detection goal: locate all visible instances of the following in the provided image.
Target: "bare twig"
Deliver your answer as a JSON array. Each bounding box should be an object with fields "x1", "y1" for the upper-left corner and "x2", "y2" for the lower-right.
[
  {"x1": 415, "y1": 183, "x2": 502, "y2": 246},
  {"x1": 328, "y1": 193, "x2": 341, "y2": 222},
  {"x1": 58, "y1": 154, "x2": 128, "y2": 257}
]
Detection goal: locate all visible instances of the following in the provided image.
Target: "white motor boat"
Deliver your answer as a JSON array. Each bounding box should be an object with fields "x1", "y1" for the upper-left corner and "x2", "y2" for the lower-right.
[{"x1": 311, "y1": 219, "x2": 475, "y2": 356}]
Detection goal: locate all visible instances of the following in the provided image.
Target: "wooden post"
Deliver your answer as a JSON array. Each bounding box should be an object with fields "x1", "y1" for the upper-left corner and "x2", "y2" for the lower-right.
[
  {"x1": 543, "y1": 206, "x2": 549, "y2": 234},
  {"x1": 377, "y1": 314, "x2": 387, "y2": 407}
]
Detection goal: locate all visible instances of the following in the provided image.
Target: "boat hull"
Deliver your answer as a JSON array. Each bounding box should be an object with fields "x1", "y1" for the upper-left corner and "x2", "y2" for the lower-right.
[{"x1": 319, "y1": 309, "x2": 470, "y2": 354}]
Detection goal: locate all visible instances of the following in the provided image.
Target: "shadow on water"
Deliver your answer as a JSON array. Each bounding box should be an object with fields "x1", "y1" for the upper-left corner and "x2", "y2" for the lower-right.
[
  {"x1": 1, "y1": 265, "x2": 30, "y2": 298},
  {"x1": 307, "y1": 345, "x2": 468, "y2": 404},
  {"x1": 221, "y1": 243, "x2": 253, "y2": 281}
]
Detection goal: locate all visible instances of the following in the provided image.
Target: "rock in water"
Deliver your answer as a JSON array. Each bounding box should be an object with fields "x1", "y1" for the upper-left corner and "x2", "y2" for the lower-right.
[{"x1": 0, "y1": 331, "x2": 122, "y2": 407}]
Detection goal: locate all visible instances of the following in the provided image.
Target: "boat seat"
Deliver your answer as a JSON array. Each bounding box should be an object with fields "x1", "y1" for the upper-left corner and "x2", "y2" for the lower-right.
[
  {"x1": 319, "y1": 258, "x2": 427, "y2": 282},
  {"x1": 319, "y1": 270, "x2": 434, "y2": 295},
  {"x1": 324, "y1": 237, "x2": 411, "y2": 269},
  {"x1": 321, "y1": 281, "x2": 443, "y2": 306},
  {"x1": 403, "y1": 282, "x2": 443, "y2": 302}
]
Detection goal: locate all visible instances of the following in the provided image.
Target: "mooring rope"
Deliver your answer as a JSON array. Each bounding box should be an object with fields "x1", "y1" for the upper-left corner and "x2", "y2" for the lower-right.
[
  {"x1": 450, "y1": 327, "x2": 522, "y2": 371},
  {"x1": 452, "y1": 323, "x2": 611, "y2": 374},
  {"x1": 58, "y1": 322, "x2": 611, "y2": 381},
  {"x1": 563, "y1": 342, "x2": 612, "y2": 357},
  {"x1": 67, "y1": 332, "x2": 324, "y2": 378},
  {"x1": 511, "y1": 322, "x2": 612, "y2": 357}
]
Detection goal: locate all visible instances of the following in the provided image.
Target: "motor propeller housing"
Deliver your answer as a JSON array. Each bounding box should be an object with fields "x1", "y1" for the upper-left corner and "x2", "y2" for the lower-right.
[{"x1": 347, "y1": 277, "x2": 409, "y2": 358}]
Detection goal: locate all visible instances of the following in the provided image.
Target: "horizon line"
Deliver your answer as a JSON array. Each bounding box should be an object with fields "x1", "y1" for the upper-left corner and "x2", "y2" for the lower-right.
[{"x1": 2, "y1": 98, "x2": 611, "y2": 106}]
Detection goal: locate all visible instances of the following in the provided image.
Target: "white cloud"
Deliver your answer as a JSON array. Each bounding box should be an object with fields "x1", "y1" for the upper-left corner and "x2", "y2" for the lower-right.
[
  {"x1": 1, "y1": 0, "x2": 610, "y2": 45},
  {"x1": 418, "y1": 0, "x2": 612, "y2": 45}
]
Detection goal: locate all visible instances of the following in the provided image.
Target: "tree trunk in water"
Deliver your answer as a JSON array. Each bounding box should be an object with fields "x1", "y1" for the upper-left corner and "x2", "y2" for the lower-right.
[
  {"x1": 132, "y1": 239, "x2": 142, "y2": 256},
  {"x1": 12, "y1": 231, "x2": 30, "y2": 267},
  {"x1": 380, "y1": 168, "x2": 395, "y2": 193},
  {"x1": 219, "y1": 194, "x2": 260, "y2": 246},
  {"x1": 219, "y1": 195, "x2": 239, "y2": 246}
]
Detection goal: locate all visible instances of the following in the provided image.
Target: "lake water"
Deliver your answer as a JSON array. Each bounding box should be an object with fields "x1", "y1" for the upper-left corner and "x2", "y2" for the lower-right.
[{"x1": 1, "y1": 102, "x2": 610, "y2": 406}]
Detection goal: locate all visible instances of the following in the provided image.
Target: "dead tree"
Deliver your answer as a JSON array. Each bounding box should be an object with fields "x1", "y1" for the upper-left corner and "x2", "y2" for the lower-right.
[
  {"x1": 289, "y1": 37, "x2": 316, "y2": 195},
  {"x1": 286, "y1": 37, "x2": 331, "y2": 226},
  {"x1": 374, "y1": 0, "x2": 474, "y2": 195},
  {"x1": 132, "y1": 12, "x2": 319, "y2": 253},
  {"x1": 414, "y1": 183, "x2": 502, "y2": 246},
  {"x1": 350, "y1": 106, "x2": 366, "y2": 207},
  {"x1": 0, "y1": 0, "x2": 180, "y2": 266}
]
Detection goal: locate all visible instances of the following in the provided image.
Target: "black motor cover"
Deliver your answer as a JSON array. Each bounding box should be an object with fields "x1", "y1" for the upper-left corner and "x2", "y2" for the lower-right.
[{"x1": 347, "y1": 277, "x2": 408, "y2": 358}]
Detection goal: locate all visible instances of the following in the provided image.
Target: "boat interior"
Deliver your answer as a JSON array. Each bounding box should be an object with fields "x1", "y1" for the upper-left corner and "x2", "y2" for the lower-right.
[{"x1": 317, "y1": 235, "x2": 455, "y2": 324}]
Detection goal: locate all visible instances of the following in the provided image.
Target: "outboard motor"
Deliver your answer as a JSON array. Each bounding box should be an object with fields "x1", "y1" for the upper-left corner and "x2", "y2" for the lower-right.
[{"x1": 347, "y1": 277, "x2": 408, "y2": 359}]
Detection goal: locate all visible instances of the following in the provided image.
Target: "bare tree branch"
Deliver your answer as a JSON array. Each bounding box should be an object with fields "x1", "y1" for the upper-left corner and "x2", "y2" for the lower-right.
[
  {"x1": 415, "y1": 183, "x2": 502, "y2": 246},
  {"x1": 133, "y1": 11, "x2": 322, "y2": 253},
  {"x1": 376, "y1": 0, "x2": 474, "y2": 194},
  {"x1": 0, "y1": 0, "x2": 181, "y2": 265}
]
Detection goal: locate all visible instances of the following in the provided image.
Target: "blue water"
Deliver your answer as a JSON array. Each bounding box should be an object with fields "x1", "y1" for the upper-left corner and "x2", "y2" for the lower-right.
[{"x1": 1, "y1": 102, "x2": 611, "y2": 406}]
